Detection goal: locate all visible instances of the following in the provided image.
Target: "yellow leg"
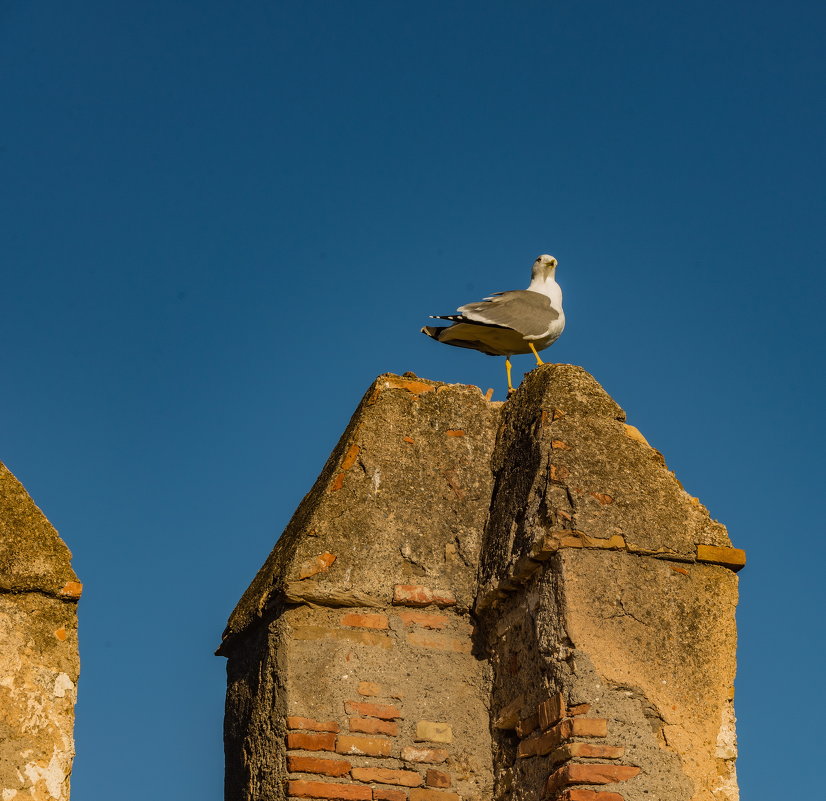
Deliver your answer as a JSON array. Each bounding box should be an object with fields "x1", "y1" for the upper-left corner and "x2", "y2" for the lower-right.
[
  {"x1": 505, "y1": 357, "x2": 514, "y2": 393},
  {"x1": 528, "y1": 342, "x2": 544, "y2": 365}
]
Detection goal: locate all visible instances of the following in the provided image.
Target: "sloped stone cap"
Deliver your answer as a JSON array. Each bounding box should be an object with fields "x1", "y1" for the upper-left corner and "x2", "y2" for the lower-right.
[
  {"x1": 0, "y1": 461, "x2": 79, "y2": 597},
  {"x1": 218, "y1": 373, "x2": 500, "y2": 653},
  {"x1": 480, "y1": 364, "x2": 734, "y2": 589}
]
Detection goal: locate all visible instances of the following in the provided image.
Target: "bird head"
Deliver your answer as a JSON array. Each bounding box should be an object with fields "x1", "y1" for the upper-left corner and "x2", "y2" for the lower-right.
[{"x1": 532, "y1": 254, "x2": 558, "y2": 281}]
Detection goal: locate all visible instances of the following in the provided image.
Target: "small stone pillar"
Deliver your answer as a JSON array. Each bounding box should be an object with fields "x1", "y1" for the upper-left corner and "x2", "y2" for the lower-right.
[{"x1": 0, "y1": 461, "x2": 82, "y2": 801}]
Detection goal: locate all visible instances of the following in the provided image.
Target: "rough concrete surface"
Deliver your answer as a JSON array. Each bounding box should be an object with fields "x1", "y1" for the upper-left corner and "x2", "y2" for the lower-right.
[
  {"x1": 220, "y1": 366, "x2": 743, "y2": 801},
  {"x1": 0, "y1": 462, "x2": 80, "y2": 801}
]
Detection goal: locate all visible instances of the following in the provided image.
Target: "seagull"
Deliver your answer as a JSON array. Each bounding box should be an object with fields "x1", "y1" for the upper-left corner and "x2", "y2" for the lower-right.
[{"x1": 421, "y1": 254, "x2": 565, "y2": 394}]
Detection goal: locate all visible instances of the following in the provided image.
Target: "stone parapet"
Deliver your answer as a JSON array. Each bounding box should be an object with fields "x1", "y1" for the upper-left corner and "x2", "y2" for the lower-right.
[
  {"x1": 220, "y1": 367, "x2": 742, "y2": 801},
  {"x1": 0, "y1": 461, "x2": 81, "y2": 801}
]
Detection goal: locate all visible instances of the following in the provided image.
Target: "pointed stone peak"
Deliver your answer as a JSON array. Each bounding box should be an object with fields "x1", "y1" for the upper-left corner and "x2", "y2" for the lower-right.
[{"x1": 0, "y1": 461, "x2": 79, "y2": 598}]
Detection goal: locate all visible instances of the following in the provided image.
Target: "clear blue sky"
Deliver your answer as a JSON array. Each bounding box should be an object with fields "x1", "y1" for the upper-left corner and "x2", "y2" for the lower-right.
[{"x1": 2, "y1": 2, "x2": 824, "y2": 798}]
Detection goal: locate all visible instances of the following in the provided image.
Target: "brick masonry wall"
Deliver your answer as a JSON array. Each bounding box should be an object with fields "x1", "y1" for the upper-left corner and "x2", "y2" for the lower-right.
[{"x1": 221, "y1": 368, "x2": 743, "y2": 801}]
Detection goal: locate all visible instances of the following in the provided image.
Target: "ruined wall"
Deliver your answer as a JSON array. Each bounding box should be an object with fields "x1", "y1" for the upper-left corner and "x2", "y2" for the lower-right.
[
  {"x1": 477, "y1": 367, "x2": 741, "y2": 801},
  {"x1": 0, "y1": 462, "x2": 81, "y2": 801},
  {"x1": 218, "y1": 375, "x2": 502, "y2": 801},
  {"x1": 220, "y1": 366, "x2": 744, "y2": 801}
]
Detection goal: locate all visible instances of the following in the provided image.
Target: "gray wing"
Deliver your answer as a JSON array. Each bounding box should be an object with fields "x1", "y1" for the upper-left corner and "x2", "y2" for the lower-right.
[{"x1": 457, "y1": 290, "x2": 558, "y2": 338}]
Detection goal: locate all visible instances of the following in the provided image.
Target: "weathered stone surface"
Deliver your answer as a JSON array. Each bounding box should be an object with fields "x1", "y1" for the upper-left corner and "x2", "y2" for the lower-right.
[
  {"x1": 0, "y1": 461, "x2": 80, "y2": 801},
  {"x1": 221, "y1": 374, "x2": 499, "y2": 801},
  {"x1": 0, "y1": 461, "x2": 78, "y2": 594},
  {"x1": 221, "y1": 367, "x2": 742, "y2": 801}
]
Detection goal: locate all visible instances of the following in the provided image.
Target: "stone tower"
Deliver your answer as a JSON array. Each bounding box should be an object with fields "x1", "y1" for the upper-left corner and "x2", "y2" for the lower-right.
[
  {"x1": 0, "y1": 461, "x2": 81, "y2": 801},
  {"x1": 218, "y1": 366, "x2": 743, "y2": 801}
]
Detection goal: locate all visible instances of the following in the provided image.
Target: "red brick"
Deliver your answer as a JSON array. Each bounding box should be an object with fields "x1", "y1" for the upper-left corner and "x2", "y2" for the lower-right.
[
  {"x1": 297, "y1": 552, "x2": 337, "y2": 579},
  {"x1": 571, "y1": 718, "x2": 608, "y2": 738},
  {"x1": 287, "y1": 717, "x2": 341, "y2": 733},
  {"x1": 373, "y1": 790, "x2": 407, "y2": 801},
  {"x1": 550, "y1": 743, "x2": 625, "y2": 764},
  {"x1": 350, "y1": 768, "x2": 422, "y2": 787},
  {"x1": 401, "y1": 746, "x2": 448, "y2": 764},
  {"x1": 408, "y1": 790, "x2": 460, "y2": 801},
  {"x1": 405, "y1": 632, "x2": 471, "y2": 653},
  {"x1": 349, "y1": 717, "x2": 399, "y2": 736},
  {"x1": 396, "y1": 611, "x2": 449, "y2": 630},
  {"x1": 518, "y1": 735, "x2": 539, "y2": 758},
  {"x1": 425, "y1": 770, "x2": 451, "y2": 788},
  {"x1": 287, "y1": 732, "x2": 337, "y2": 752},
  {"x1": 445, "y1": 429, "x2": 465, "y2": 436},
  {"x1": 341, "y1": 444, "x2": 361, "y2": 471},
  {"x1": 336, "y1": 735, "x2": 392, "y2": 757},
  {"x1": 568, "y1": 703, "x2": 592, "y2": 716},
  {"x1": 546, "y1": 764, "x2": 640, "y2": 795},
  {"x1": 287, "y1": 780, "x2": 371, "y2": 800},
  {"x1": 516, "y1": 713, "x2": 538, "y2": 737},
  {"x1": 523, "y1": 719, "x2": 572, "y2": 758},
  {"x1": 345, "y1": 701, "x2": 402, "y2": 720},
  {"x1": 557, "y1": 791, "x2": 624, "y2": 801},
  {"x1": 341, "y1": 613, "x2": 389, "y2": 630},
  {"x1": 538, "y1": 693, "x2": 566, "y2": 730},
  {"x1": 392, "y1": 585, "x2": 456, "y2": 608},
  {"x1": 287, "y1": 755, "x2": 352, "y2": 777}
]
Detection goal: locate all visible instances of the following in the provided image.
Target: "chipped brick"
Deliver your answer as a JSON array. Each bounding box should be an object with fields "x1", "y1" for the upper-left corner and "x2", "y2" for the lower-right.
[
  {"x1": 538, "y1": 693, "x2": 566, "y2": 730},
  {"x1": 287, "y1": 717, "x2": 340, "y2": 733},
  {"x1": 336, "y1": 735, "x2": 392, "y2": 757},
  {"x1": 493, "y1": 695, "x2": 524, "y2": 730},
  {"x1": 445, "y1": 429, "x2": 465, "y2": 436},
  {"x1": 286, "y1": 732, "x2": 337, "y2": 752},
  {"x1": 340, "y1": 613, "x2": 389, "y2": 630},
  {"x1": 567, "y1": 703, "x2": 592, "y2": 717},
  {"x1": 344, "y1": 701, "x2": 402, "y2": 720},
  {"x1": 350, "y1": 768, "x2": 422, "y2": 787},
  {"x1": 287, "y1": 755, "x2": 352, "y2": 777},
  {"x1": 329, "y1": 473, "x2": 345, "y2": 492},
  {"x1": 58, "y1": 581, "x2": 83, "y2": 599},
  {"x1": 516, "y1": 713, "x2": 538, "y2": 737},
  {"x1": 401, "y1": 746, "x2": 448, "y2": 764},
  {"x1": 696, "y1": 544, "x2": 747, "y2": 571},
  {"x1": 405, "y1": 632, "x2": 471, "y2": 653},
  {"x1": 292, "y1": 627, "x2": 393, "y2": 649},
  {"x1": 297, "y1": 552, "x2": 337, "y2": 580},
  {"x1": 340, "y1": 444, "x2": 360, "y2": 471},
  {"x1": 558, "y1": 792, "x2": 625, "y2": 801},
  {"x1": 373, "y1": 791, "x2": 407, "y2": 801},
  {"x1": 356, "y1": 681, "x2": 382, "y2": 696},
  {"x1": 409, "y1": 790, "x2": 460, "y2": 801},
  {"x1": 551, "y1": 440, "x2": 571, "y2": 450},
  {"x1": 425, "y1": 769, "x2": 451, "y2": 788},
  {"x1": 550, "y1": 743, "x2": 625, "y2": 765},
  {"x1": 287, "y1": 779, "x2": 371, "y2": 800},
  {"x1": 414, "y1": 721, "x2": 452, "y2": 743},
  {"x1": 571, "y1": 717, "x2": 608, "y2": 737},
  {"x1": 349, "y1": 717, "x2": 398, "y2": 736},
  {"x1": 396, "y1": 610, "x2": 448, "y2": 630},
  {"x1": 589, "y1": 492, "x2": 613, "y2": 505},
  {"x1": 392, "y1": 585, "x2": 456, "y2": 608},
  {"x1": 546, "y1": 764, "x2": 640, "y2": 795}
]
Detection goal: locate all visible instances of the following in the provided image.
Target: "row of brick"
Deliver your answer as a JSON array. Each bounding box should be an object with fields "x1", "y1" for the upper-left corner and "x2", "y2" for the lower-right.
[
  {"x1": 287, "y1": 779, "x2": 459, "y2": 801},
  {"x1": 287, "y1": 699, "x2": 457, "y2": 801},
  {"x1": 341, "y1": 610, "x2": 454, "y2": 631},
  {"x1": 292, "y1": 625, "x2": 471, "y2": 654}
]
